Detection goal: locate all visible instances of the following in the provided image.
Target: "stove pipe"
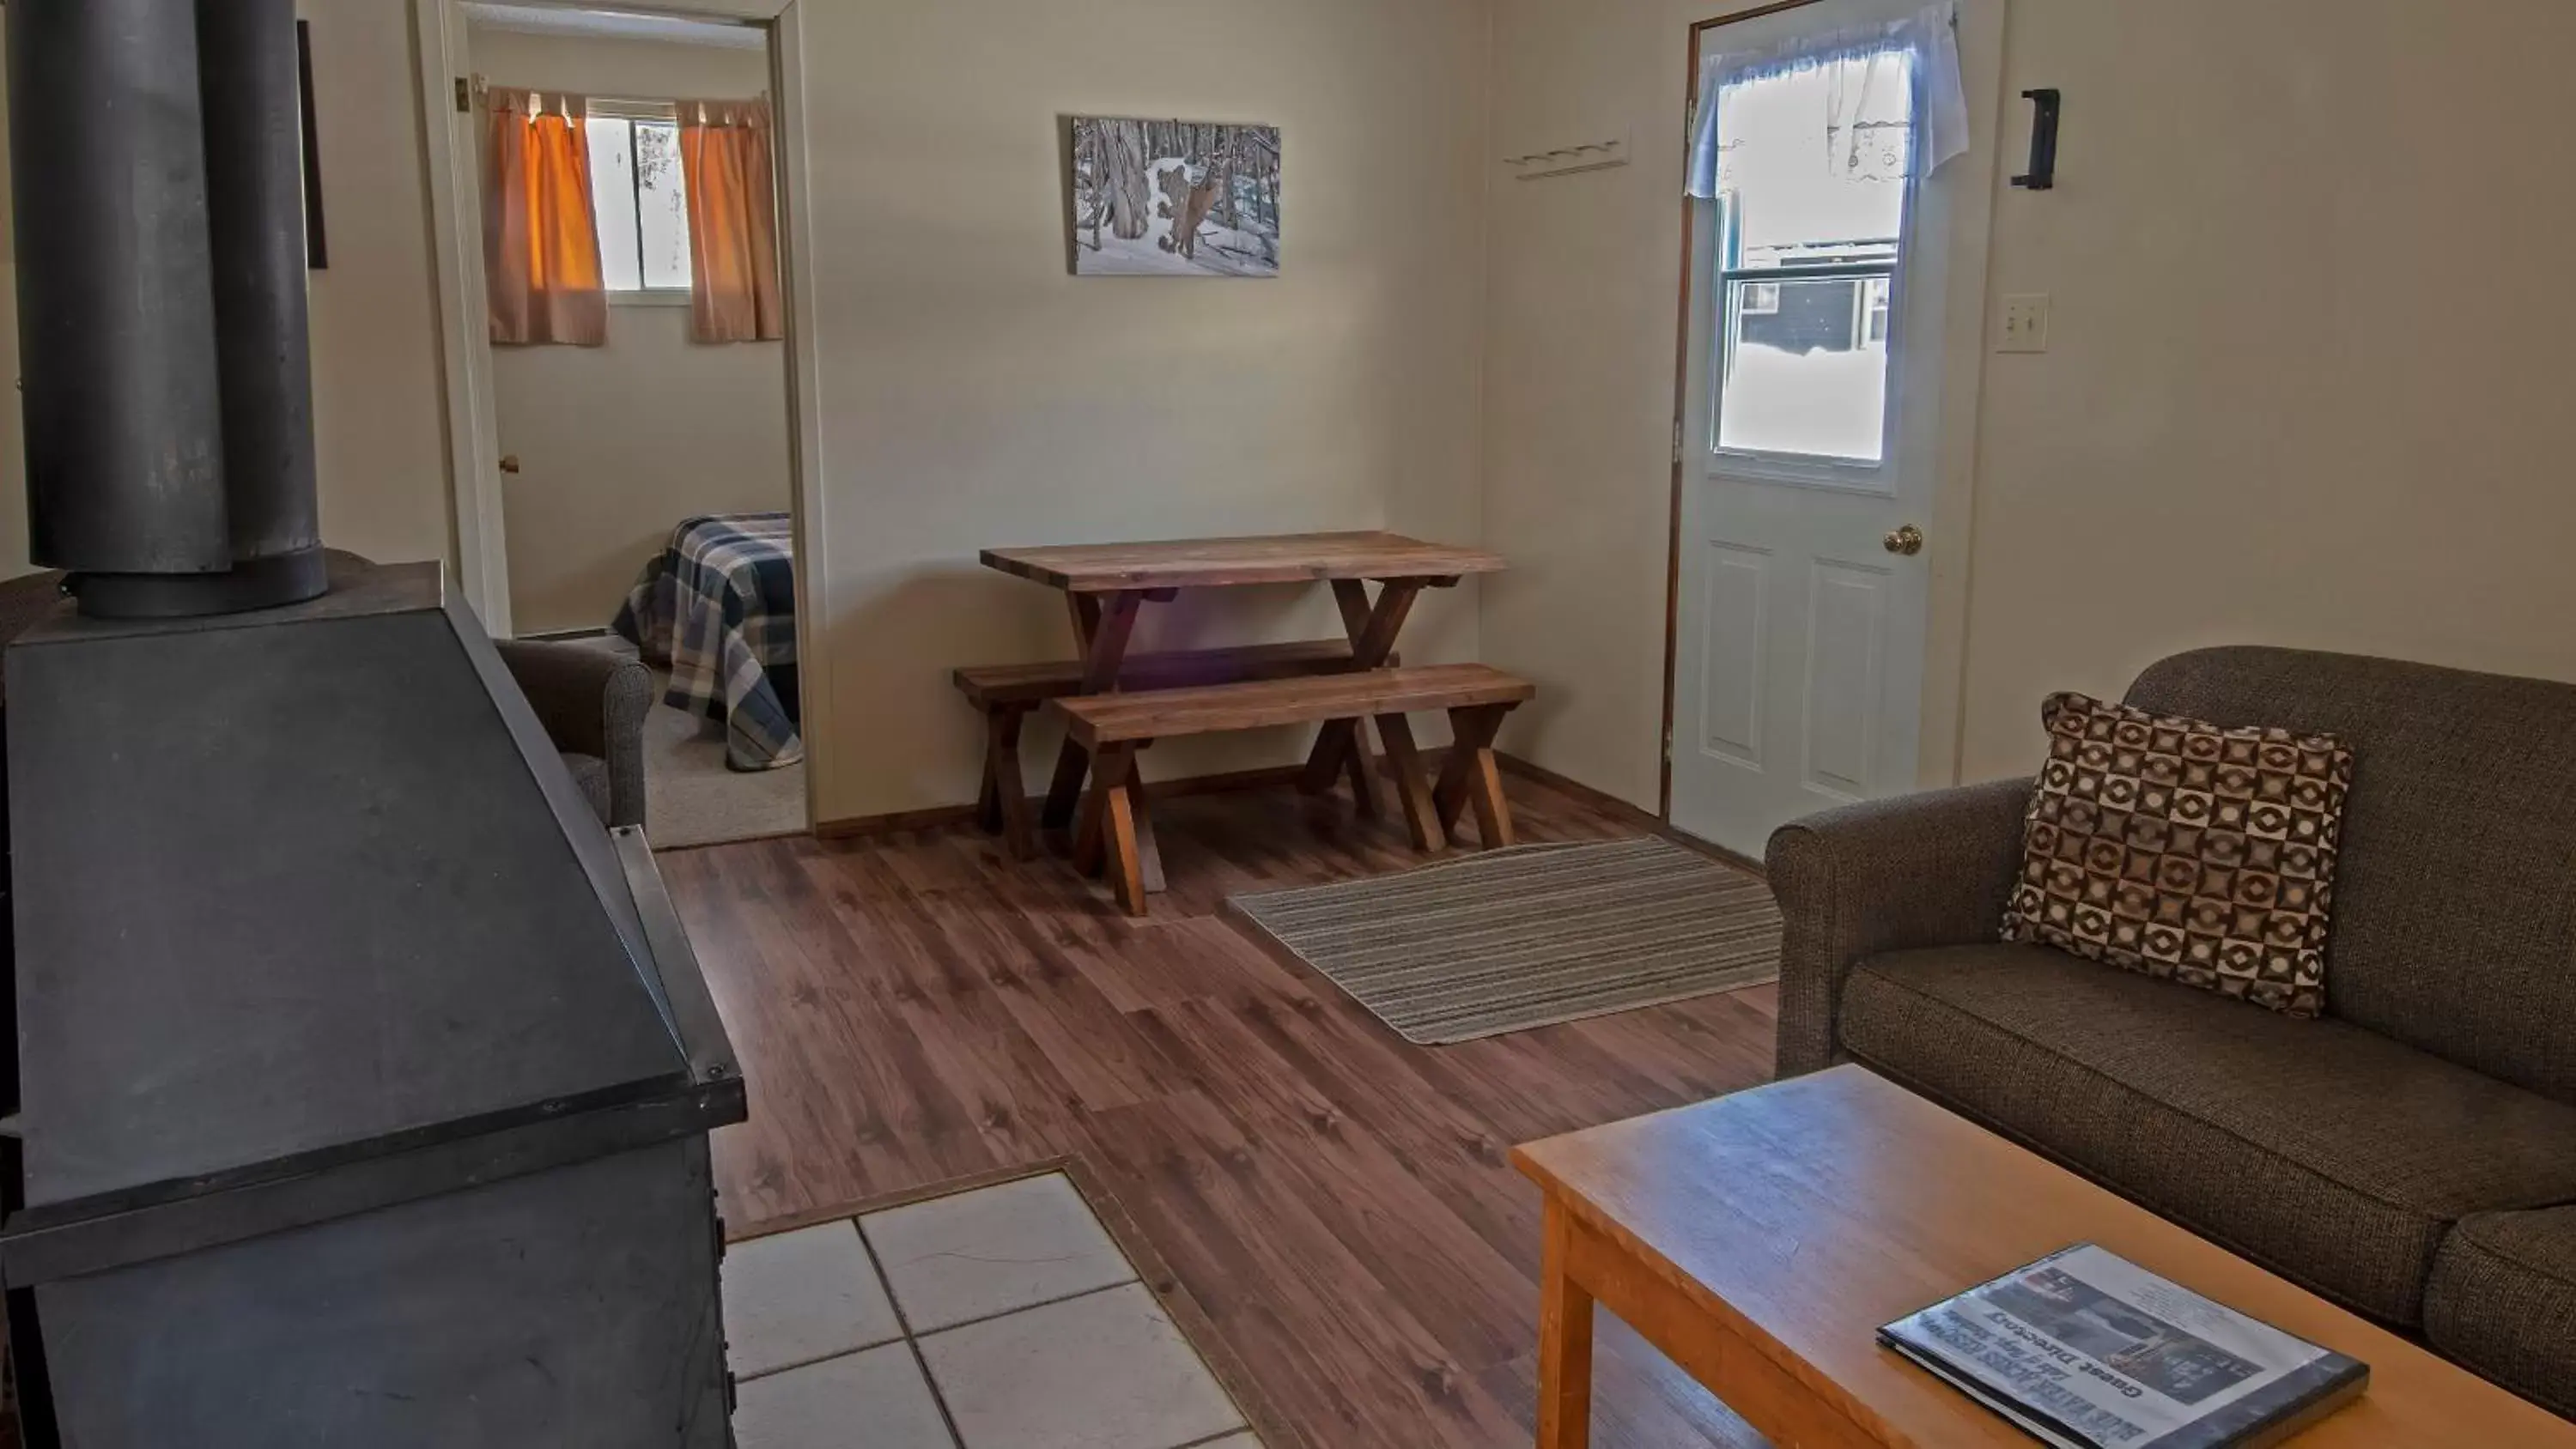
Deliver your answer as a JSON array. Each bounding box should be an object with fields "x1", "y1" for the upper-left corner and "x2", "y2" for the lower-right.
[{"x1": 6, "y1": 0, "x2": 327, "y2": 618}]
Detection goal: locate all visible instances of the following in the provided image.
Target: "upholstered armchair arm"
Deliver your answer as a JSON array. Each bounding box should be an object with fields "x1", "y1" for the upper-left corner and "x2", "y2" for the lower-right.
[
  {"x1": 1765, "y1": 778, "x2": 2034, "y2": 1078},
  {"x1": 495, "y1": 640, "x2": 652, "y2": 830}
]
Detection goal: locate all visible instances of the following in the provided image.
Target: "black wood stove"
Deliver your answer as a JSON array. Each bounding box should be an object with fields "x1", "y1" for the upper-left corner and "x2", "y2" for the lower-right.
[{"x1": 0, "y1": 2, "x2": 746, "y2": 1444}]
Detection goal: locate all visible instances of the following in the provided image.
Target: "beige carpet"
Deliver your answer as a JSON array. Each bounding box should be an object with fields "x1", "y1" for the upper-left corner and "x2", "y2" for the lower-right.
[
  {"x1": 639, "y1": 687, "x2": 807, "y2": 849},
  {"x1": 1226, "y1": 837, "x2": 1781, "y2": 1045},
  {"x1": 577, "y1": 634, "x2": 807, "y2": 850}
]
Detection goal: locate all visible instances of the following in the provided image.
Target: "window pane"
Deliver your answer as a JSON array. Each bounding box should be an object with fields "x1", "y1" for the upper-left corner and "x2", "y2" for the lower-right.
[
  {"x1": 1707, "y1": 48, "x2": 1913, "y2": 465},
  {"x1": 1717, "y1": 275, "x2": 1892, "y2": 463},
  {"x1": 1717, "y1": 51, "x2": 1912, "y2": 270},
  {"x1": 587, "y1": 118, "x2": 642, "y2": 293},
  {"x1": 634, "y1": 120, "x2": 692, "y2": 290}
]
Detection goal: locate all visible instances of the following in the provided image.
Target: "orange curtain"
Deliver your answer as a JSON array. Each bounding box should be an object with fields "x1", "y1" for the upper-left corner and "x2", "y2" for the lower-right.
[
  {"x1": 485, "y1": 88, "x2": 607, "y2": 347},
  {"x1": 678, "y1": 100, "x2": 784, "y2": 343}
]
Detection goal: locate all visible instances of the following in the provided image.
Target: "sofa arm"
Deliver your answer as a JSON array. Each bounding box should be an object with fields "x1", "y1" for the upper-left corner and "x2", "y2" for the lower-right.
[
  {"x1": 1765, "y1": 777, "x2": 2033, "y2": 1078},
  {"x1": 495, "y1": 640, "x2": 652, "y2": 829}
]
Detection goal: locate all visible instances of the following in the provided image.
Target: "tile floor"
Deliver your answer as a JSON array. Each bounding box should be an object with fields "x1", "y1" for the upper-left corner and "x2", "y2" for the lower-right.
[{"x1": 724, "y1": 1172, "x2": 1260, "y2": 1449}]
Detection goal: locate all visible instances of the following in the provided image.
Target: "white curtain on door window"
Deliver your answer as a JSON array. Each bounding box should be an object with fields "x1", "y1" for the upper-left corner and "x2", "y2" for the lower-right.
[{"x1": 1685, "y1": 2, "x2": 1968, "y2": 197}]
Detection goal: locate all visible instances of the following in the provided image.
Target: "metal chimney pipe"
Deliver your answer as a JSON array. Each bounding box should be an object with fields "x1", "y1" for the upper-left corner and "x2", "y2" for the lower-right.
[
  {"x1": 3, "y1": 0, "x2": 326, "y2": 619},
  {"x1": 6, "y1": 0, "x2": 232, "y2": 587},
  {"x1": 192, "y1": 0, "x2": 327, "y2": 603}
]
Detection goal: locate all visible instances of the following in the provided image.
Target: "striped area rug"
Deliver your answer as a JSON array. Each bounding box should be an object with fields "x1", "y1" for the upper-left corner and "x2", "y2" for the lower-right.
[{"x1": 1226, "y1": 837, "x2": 1782, "y2": 1045}]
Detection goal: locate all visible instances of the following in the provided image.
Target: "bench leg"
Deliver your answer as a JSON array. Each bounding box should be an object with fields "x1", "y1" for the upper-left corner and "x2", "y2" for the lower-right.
[
  {"x1": 1072, "y1": 743, "x2": 1133, "y2": 878},
  {"x1": 1435, "y1": 704, "x2": 1515, "y2": 848},
  {"x1": 983, "y1": 707, "x2": 1036, "y2": 859},
  {"x1": 1375, "y1": 713, "x2": 1443, "y2": 852},
  {"x1": 1073, "y1": 744, "x2": 1149, "y2": 915},
  {"x1": 1103, "y1": 783, "x2": 1147, "y2": 916},
  {"x1": 1043, "y1": 591, "x2": 1146, "y2": 833},
  {"x1": 1128, "y1": 767, "x2": 1170, "y2": 890},
  {"x1": 1342, "y1": 718, "x2": 1383, "y2": 818},
  {"x1": 1127, "y1": 772, "x2": 1166, "y2": 897},
  {"x1": 975, "y1": 722, "x2": 1003, "y2": 832}
]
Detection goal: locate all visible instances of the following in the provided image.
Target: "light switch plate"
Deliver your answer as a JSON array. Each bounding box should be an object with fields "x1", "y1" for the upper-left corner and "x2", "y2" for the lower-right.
[{"x1": 1999, "y1": 294, "x2": 2051, "y2": 353}]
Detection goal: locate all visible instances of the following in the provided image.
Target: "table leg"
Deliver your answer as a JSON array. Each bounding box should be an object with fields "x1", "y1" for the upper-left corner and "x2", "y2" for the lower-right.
[
  {"x1": 1042, "y1": 591, "x2": 1144, "y2": 832},
  {"x1": 1328, "y1": 577, "x2": 1374, "y2": 640},
  {"x1": 1537, "y1": 1197, "x2": 1594, "y2": 1449},
  {"x1": 1300, "y1": 579, "x2": 1423, "y2": 793}
]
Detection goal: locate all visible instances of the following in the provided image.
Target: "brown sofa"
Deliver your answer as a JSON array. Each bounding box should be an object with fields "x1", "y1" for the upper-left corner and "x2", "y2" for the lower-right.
[{"x1": 1768, "y1": 646, "x2": 2576, "y2": 1418}]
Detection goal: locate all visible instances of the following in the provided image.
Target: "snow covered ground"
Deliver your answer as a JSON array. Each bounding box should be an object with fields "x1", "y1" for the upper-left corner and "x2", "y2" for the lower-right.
[
  {"x1": 1718, "y1": 343, "x2": 1889, "y2": 462},
  {"x1": 1073, "y1": 156, "x2": 1279, "y2": 278}
]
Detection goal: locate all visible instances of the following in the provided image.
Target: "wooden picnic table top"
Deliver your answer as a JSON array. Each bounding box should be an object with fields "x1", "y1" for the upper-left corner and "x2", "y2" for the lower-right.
[{"x1": 979, "y1": 530, "x2": 1506, "y2": 593}]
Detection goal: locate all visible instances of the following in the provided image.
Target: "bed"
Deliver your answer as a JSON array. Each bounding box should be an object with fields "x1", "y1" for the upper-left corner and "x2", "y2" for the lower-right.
[{"x1": 613, "y1": 512, "x2": 803, "y2": 772}]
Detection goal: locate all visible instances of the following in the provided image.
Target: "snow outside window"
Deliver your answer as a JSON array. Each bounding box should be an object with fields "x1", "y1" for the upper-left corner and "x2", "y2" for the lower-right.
[
  {"x1": 1707, "y1": 48, "x2": 1916, "y2": 467},
  {"x1": 586, "y1": 106, "x2": 693, "y2": 294}
]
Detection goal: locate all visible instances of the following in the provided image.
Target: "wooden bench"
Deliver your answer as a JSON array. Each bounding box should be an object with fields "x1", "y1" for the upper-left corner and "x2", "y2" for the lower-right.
[
  {"x1": 952, "y1": 640, "x2": 1392, "y2": 858},
  {"x1": 1051, "y1": 663, "x2": 1536, "y2": 915}
]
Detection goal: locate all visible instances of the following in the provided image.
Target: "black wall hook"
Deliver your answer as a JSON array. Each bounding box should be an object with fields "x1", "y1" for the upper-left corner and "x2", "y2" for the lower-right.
[{"x1": 2011, "y1": 88, "x2": 2061, "y2": 191}]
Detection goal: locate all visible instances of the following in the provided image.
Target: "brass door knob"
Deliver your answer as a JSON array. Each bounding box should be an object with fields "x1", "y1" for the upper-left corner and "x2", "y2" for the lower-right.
[
  {"x1": 1883, "y1": 524, "x2": 1924, "y2": 556},
  {"x1": 498, "y1": 454, "x2": 522, "y2": 474}
]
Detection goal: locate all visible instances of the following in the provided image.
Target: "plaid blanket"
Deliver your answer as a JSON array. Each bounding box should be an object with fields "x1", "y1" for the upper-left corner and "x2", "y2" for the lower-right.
[{"x1": 613, "y1": 512, "x2": 803, "y2": 772}]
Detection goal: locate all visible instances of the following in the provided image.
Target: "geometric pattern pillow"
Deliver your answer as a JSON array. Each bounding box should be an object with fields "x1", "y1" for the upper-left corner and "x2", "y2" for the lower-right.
[{"x1": 1999, "y1": 692, "x2": 2354, "y2": 1017}]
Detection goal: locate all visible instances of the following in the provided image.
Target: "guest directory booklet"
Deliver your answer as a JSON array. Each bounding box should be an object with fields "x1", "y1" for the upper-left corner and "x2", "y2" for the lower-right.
[{"x1": 1878, "y1": 1244, "x2": 2368, "y2": 1449}]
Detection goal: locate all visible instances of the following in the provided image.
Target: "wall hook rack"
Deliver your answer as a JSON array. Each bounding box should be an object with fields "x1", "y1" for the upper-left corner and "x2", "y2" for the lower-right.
[{"x1": 1504, "y1": 133, "x2": 1631, "y2": 181}]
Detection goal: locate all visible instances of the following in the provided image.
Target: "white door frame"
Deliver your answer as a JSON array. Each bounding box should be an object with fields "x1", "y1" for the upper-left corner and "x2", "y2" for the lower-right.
[
  {"x1": 1658, "y1": 0, "x2": 2007, "y2": 822},
  {"x1": 412, "y1": 0, "x2": 833, "y2": 828}
]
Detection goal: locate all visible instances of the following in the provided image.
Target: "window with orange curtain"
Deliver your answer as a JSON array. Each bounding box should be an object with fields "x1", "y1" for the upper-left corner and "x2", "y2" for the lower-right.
[
  {"x1": 677, "y1": 100, "x2": 783, "y2": 343},
  {"x1": 485, "y1": 88, "x2": 608, "y2": 347}
]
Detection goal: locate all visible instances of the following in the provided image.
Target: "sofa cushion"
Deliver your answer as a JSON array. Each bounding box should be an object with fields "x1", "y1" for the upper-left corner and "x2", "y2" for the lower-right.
[
  {"x1": 2123, "y1": 647, "x2": 2576, "y2": 1103},
  {"x1": 2425, "y1": 1208, "x2": 2576, "y2": 1420},
  {"x1": 1840, "y1": 943, "x2": 2576, "y2": 1325},
  {"x1": 2002, "y1": 691, "x2": 2353, "y2": 1016}
]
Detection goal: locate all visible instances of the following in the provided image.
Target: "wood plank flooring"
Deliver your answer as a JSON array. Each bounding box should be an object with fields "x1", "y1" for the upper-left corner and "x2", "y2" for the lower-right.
[{"x1": 660, "y1": 773, "x2": 1779, "y2": 1448}]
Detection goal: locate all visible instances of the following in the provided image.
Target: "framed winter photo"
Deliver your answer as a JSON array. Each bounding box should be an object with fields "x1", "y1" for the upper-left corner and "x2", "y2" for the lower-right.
[{"x1": 1069, "y1": 117, "x2": 1280, "y2": 277}]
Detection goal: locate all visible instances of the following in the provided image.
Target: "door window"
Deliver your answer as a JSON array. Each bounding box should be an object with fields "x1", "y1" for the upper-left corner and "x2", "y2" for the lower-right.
[{"x1": 1708, "y1": 48, "x2": 1917, "y2": 469}]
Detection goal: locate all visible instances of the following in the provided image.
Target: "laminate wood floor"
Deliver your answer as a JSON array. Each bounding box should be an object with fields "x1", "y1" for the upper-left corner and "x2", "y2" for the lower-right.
[{"x1": 661, "y1": 773, "x2": 1779, "y2": 1448}]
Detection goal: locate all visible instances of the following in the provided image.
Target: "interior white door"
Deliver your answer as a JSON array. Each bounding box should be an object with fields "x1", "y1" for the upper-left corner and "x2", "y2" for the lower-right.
[{"x1": 1668, "y1": 0, "x2": 1972, "y2": 860}]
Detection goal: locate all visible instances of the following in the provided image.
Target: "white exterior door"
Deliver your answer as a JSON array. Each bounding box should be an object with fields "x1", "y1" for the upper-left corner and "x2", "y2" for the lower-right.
[{"x1": 1669, "y1": 0, "x2": 1977, "y2": 860}]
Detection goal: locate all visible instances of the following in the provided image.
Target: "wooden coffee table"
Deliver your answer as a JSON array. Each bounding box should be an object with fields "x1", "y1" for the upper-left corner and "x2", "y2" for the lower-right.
[{"x1": 1510, "y1": 1066, "x2": 2576, "y2": 1448}]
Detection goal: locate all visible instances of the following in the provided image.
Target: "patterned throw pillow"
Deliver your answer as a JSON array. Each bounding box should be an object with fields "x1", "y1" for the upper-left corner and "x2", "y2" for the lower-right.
[{"x1": 2000, "y1": 692, "x2": 2354, "y2": 1017}]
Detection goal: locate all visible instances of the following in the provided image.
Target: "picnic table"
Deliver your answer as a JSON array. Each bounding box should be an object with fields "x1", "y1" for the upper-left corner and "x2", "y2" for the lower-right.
[{"x1": 963, "y1": 531, "x2": 1522, "y2": 912}]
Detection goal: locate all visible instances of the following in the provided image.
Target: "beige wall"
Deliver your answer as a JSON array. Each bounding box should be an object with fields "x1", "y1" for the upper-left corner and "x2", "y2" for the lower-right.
[
  {"x1": 0, "y1": 3, "x2": 455, "y2": 579},
  {"x1": 469, "y1": 26, "x2": 791, "y2": 635},
  {"x1": 0, "y1": 0, "x2": 1491, "y2": 828},
  {"x1": 31, "y1": 1, "x2": 2554, "y2": 829},
  {"x1": 1483, "y1": 0, "x2": 2576, "y2": 813},
  {"x1": 791, "y1": 0, "x2": 1492, "y2": 819},
  {"x1": 1948, "y1": 0, "x2": 2576, "y2": 778}
]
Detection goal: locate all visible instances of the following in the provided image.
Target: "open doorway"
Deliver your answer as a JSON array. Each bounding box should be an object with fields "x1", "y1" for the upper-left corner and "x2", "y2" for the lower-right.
[{"x1": 442, "y1": 3, "x2": 808, "y2": 849}]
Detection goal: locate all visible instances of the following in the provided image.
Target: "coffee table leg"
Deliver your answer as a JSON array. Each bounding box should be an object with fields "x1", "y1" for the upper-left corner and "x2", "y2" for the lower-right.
[{"x1": 1536, "y1": 1197, "x2": 1593, "y2": 1449}]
